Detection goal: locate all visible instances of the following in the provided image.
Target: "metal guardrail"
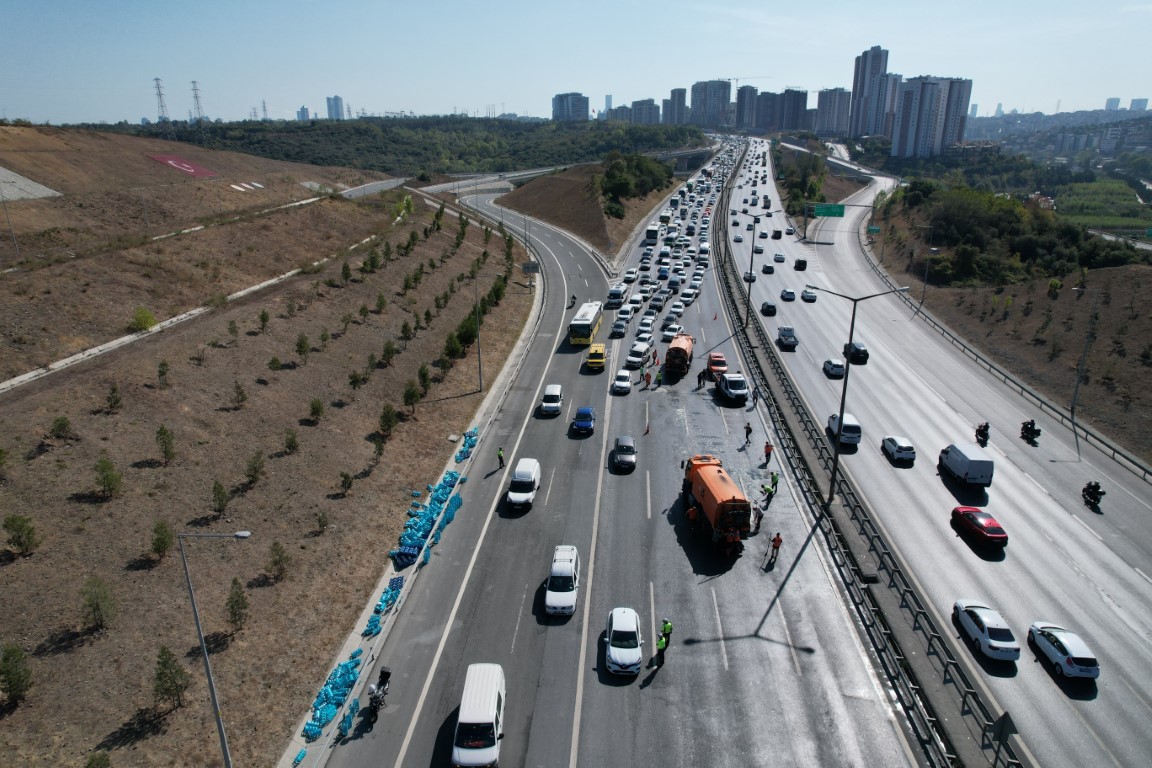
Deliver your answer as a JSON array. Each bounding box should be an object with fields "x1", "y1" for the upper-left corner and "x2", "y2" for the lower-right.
[
  {"x1": 712, "y1": 160, "x2": 1021, "y2": 767},
  {"x1": 854, "y1": 226, "x2": 1150, "y2": 484}
]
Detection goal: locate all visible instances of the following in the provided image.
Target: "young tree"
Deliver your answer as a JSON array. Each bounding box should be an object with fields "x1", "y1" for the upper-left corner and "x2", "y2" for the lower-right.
[
  {"x1": 105, "y1": 383, "x2": 123, "y2": 414},
  {"x1": 130, "y1": 307, "x2": 157, "y2": 333},
  {"x1": 84, "y1": 753, "x2": 111, "y2": 768},
  {"x1": 211, "y1": 479, "x2": 230, "y2": 517},
  {"x1": 50, "y1": 416, "x2": 74, "y2": 440},
  {"x1": 443, "y1": 332, "x2": 463, "y2": 360},
  {"x1": 316, "y1": 509, "x2": 329, "y2": 534},
  {"x1": 341, "y1": 260, "x2": 352, "y2": 285},
  {"x1": 81, "y1": 576, "x2": 115, "y2": 631},
  {"x1": 284, "y1": 428, "x2": 299, "y2": 455},
  {"x1": 341, "y1": 313, "x2": 354, "y2": 334},
  {"x1": 94, "y1": 456, "x2": 123, "y2": 499},
  {"x1": 400, "y1": 320, "x2": 413, "y2": 341},
  {"x1": 379, "y1": 403, "x2": 398, "y2": 439},
  {"x1": 403, "y1": 380, "x2": 421, "y2": 415},
  {"x1": 319, "y1": 328, "x2": 330, "y2": 350},
  {"x1": 3, "y1": 515, "x2": 39, "y2": 557},
  {"x1": 0, "y1": 643, "x2": 33, "y2": 704},
  {"x1": 227, "y1": 320, "x2": 239, "y2": 345},
  {"x1": 376, "y1": 292, "x2": 387, "y2": 314},
  {"x1": 226, "y1": 577, "x2": 248, "y2": 635},
  {"x1": 365, "y1": 353, "x2": 378, "y2": 373},
  {"x1": 151, "y1": 520, "x2": 174, "y2": 560},
  {"x1": 158, "y1": 359, "x2": 170, "y2": 388},
  {"x1": 153, "y1": 646, "x2": 190, "y2": 710},
  {"x1": 424, "y1": 309, "x2": 433, "y2": 327},
  {"x1": 245, "y1": 451, "x2": 265, "y2": 486},
  {"x1": 268, "y1": 541, "x2": 290, "y2": 582},
  {"x1": 296, "y1": 333, "x2": 310, "y2": 365},
  {"x1": 339, "y1": 472, "x2": 353, "y2": 497},
  {"x1": 309, "y1": 398, "x2": 324, "y2": 422},
  {"x1": 359, "y1": 304, "x2": 370, "y2": 323},
  {"x1": 155, "y1": 424, "x2": 175, "y2": 465},
  {"x1": 232, "y1": 380, "x2": 248, "y2": 409},
  {"x1": 348, "y1": 370, "x2": 366, "y2": 399},
  {"x1": 268, "y1": 356, "x2": 281, "y2": 371},
  {"x1": 259, "y1": 309, "x2": 270, "y2": 334},
  {"x1": 381, "y1": 341, "x2": 397, "y2": 367},
  {"x1": 418, "y1": 364, "x2": 431, "y2": 395}
]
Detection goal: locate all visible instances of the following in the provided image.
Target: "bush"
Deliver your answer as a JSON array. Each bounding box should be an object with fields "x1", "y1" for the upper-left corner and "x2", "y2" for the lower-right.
[
  {"x1": 268, "y1": 541, "x2": 290, "y2": 582},
  {"x1": 155, "y1": 424, "x2": 175, "y2": 465},
  {"x1": 0, "y1": 643, "x2": 33, "y2": 704},
  {"x1": 226, "y1": 577, "x2": 249, "y2": 634},
  {"x1": 50, "y1": 416, "x2": 74, "y2": 440},
  {"x1": 245, "y1": 451, "x2": 266, "y2": 486},
  {"x1": 418, "y1": 364, "x2": 431, "y2": 395},
  {"x1": 309, "y1": 398, "x2": 324, "y2": 422},
  {"x1": 284, "y1": 428, "x2": 299, "y2": 454},
  {"x1": 268, "y1": 356, "x2": 282, "y2": 371},
  {"x1": 211, "y1": 479, "x2": 230, "y2": 516},
  {"x1": 379, "y1": 404, "x2": 399, "y2": 438},
  {"x1": 129, "y1": 307, "x2": 157, "y2": 333},
  {"x1": 84, "y1": 752, "x2": 111, "y2": 768},
  {"x1": 153, "y1": 646, "x2": 190, "y2": 710},
  {"x1": 94, "y1": 456, "x2": 122, "y2": 499},
  {"x1": 105, "y1": 383, "x2": 122, "y2": 414},
  {"x1": 151, "y1": 520, "x2": 174, "y2": 559},
  {"x1": 3, "y1": 515, "x2": 39, "y2": 556},
  {"x1": 81, "y1": 576, "x2": 115, "y2": 631},
  {"x1": 443, "y1": 332, "x2": 464, "y2": 360}
]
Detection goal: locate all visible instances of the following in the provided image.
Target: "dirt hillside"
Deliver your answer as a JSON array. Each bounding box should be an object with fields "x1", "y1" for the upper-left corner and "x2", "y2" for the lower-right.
[{"x1": 0, "y1": 128, "x2": 533, "y2": 768}]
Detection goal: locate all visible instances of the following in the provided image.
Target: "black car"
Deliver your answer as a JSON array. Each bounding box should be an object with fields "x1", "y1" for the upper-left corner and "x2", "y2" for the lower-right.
[
  {"x1": 761, "y1": 264, "x2": 774, "y2": 274},
  {"x1": 760, "y1": 301, "x2": 777, "y2": 317},
  {"x1": 794, "y1": 259, "x2": 808, "y2": 271},
  {"x1": 844, "y1": 341, "x2": 870, "y2": 363}
]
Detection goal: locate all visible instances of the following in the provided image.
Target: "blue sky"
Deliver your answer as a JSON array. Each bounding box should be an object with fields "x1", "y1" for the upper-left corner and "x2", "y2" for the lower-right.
[{"x1": 2, "y1": 0, "x2": 1148, "y2": 124}]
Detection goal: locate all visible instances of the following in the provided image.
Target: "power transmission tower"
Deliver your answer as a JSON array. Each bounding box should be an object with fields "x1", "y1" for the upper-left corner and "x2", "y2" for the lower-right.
[
  {"x1": 154, "y1": 77, "x2": 175, "y2": 139},
  {"x1": 191, "y1": 81, "x2": 204, "y2": 122},
  {"x1": 262, "y1": 100, "x2": 268, "y2": 121}
]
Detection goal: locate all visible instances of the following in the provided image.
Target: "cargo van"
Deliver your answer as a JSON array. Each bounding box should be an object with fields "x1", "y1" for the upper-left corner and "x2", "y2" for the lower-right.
[
  {"x1": 544, "y1": 545, "x2": 581, "y2": 615},
  {"x1": 938, "y1": 443, "x2": 995, "y2": 487},
  {"x1": 506, "y1": 458, "x2": 541, "y2": 509},
  {"x1": 605, "y1": 283, "x2": 627, "y2": 309},
  {"x1": 585, "y1": 343, "x2": 606, "y2": 372},
  {"x1": 539, "y1": 384, "x2": 563, "y2": 416},
  {"x1": 827, "y1": 413, "x2": 862, "y2": 445},
  {"x1": 451, "y1": 663, "x2": 506, "y2": 768}
]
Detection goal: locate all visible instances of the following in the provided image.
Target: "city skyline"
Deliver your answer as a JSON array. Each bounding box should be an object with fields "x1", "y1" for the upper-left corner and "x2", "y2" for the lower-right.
[{"x1": 2, "y1": 0, "x2": 1147, "y2": 125}]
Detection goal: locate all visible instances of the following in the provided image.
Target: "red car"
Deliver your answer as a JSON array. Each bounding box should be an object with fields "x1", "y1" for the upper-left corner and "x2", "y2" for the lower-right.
[
  {"x1": 706, "y1": 352, "x2": 728, "y2": 381},
  {"x1": 951, "y1": 506, "x2": 1008, "y2": 547}
]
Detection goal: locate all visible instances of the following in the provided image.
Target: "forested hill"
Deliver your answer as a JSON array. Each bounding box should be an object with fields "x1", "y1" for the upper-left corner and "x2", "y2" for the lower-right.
[{"x1": 79, "y1": 117, "x2": 706, "y2": 176}]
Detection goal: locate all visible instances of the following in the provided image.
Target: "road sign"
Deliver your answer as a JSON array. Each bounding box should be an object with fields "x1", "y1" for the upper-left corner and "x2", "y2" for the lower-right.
[
  {"x1": 867, "y1": 226, "x2": 881, "y2": 234},
  {"x1": 813, "y1": 204, "x2": 845, "y2": 217}
]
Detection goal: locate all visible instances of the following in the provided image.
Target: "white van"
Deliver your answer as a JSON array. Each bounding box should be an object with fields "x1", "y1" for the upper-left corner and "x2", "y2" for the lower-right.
[
  {"x1": 451, "y1": 663, "x2": 506, "y2": 768},
  {"x1": 827, "y1": 413, "x2": 862, "y2": 445},
  {"x1": 506, "y1": 458, "x2": 541, "y2": 509},
  {"x1": 938, "y1": 443, "x2": 995, "y2": 487},
  {"x1": 544, "y1": 545, "x2": 581, "y2": 615},
  {"x1": 539, "y1": 384, "x2": 563, "y2": 417}
]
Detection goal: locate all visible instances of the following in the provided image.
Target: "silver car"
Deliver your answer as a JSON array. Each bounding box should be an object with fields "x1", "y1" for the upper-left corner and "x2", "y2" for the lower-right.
[
  {"x1": 1027, "y1": 622, "x2": 1100, "y2": 679},
  {"x1": 953, "y1": 599, "x2": 1021, "y2": 661}
]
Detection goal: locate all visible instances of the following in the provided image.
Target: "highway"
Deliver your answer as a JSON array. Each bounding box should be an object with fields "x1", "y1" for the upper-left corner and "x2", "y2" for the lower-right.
[
  {"x1": 727, "y1": 142, "x2": 1152, "y2": 767},
  {"x1": 322, "y1": 147, "x2": 917, "y2": 768}
]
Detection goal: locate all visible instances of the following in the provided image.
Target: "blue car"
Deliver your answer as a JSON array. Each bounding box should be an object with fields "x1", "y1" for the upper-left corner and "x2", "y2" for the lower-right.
[{"x1": 572, "y1": 406, "x2": 596, "y2": 435}]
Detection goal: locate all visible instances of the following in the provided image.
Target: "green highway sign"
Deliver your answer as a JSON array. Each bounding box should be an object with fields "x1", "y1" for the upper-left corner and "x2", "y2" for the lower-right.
[
  {"x1": 813, "y1": 204, "x2": 845, "y2": 217},
  {"x1": 867, "y1": 225, "x2": 881, "y2": 234}
]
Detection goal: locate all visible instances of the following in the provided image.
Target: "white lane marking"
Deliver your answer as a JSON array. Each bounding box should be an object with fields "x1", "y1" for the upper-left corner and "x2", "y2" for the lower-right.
[
  {"x1": 711, "y1": 588, "x2": 729, "y2": 671},
  {"x1": 649, "y1": 581, "x2": 658, "y2": 662},
  {"x1": 778, "y1": 606, "x2": 802, "y2": 676},
  {"x1": 510, "y1": 584, "x2": 529, "y2": 653},
  {"x1": 1071, "y1": 515, "x2": 1103, "y2": 542},
  {"x1": 646, "y1": 470, "x2": 652, "y2": 521},
  {"x1": 543, "y1": 466, "x2": 557, "y2": 507},
  {"x1": 1135, "y1": 567, "x2": 1152, "y2": 586}
]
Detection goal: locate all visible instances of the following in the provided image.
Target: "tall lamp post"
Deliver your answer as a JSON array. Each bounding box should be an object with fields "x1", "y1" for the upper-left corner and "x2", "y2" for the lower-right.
[
  {"x1": 806, "y1": 284, "x2": 908, "y2": 509},
  {"x1": 743, "y1": 217, "x2": 759, "y2": 327},
  {"x1": 177, "y1": 530, "x2": 253, "y2": 768}
]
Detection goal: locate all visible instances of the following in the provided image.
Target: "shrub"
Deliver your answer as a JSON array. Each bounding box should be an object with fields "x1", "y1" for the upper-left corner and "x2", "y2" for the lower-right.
[
  {"x1": 379, "y1": 404, "x2": 398, "y2": 438},
  {"x1": 228, "y1": 320, "x2": 239, "y2": 344},
  {"x1": 226, "y1": 578, "x2": 248, "y2": 634},
  {"x1": 153, "y1": 646, "x2": 190, "y2": 710},
  {"x1": 376, "y1": 292, "x2": 387, "y2": 314},
  {"x1": 320, "y1": 329, "x2": 330, "y2": 349},
  {"x1": 418, "y1": 364, "x2": 431, "y2": 395},
  {"x1": 0, "y1": 643, "x2": 33, "y2": 704},
  {"x1": 268, "y1": 541, "x2": 290, "y2": 582},
  {"x1": 309, "y1": 398, "x2": 324, "y2": 422},
  {"x1": 81, "y1": 576, "x2": 115, "y2": 631},
  {"x1": 211, "y1": 479, "x2": 230, "y2": 516},
  {"x1": 268, "y1": 356, "x2": 282, "y2": 371},
  {"x1": 129, "y1": 307, "x2": 157, "y2": 333},
  {"x1": 94, "y1": 456, "x2": 122, "y2": 499},
  {"x1": 245, "y1": 451, "x2": 266, "y2": 486},
  {"x1": 155, "y1": 424, "x2": 175, "y2": 465},
  {"x1": 444, "y1": 333, "x2": 463, "y2": 360},
  {"x1": 3, "y1": 515, "x2": 39, "y2": 556},
  {"x1": 84, "y1": 753, "x2": 111, "y2": 768},
  {"x1": 401, "y1": 321, "x2": 413, "y2": 341},
  {"x1": 403, "y1": 380, "x2": 421, "y2": 414},
  {"x1": 151, "y1": 520, "x2": 174, "y2": 559},
  {"x1": 284, "y1": 429, "x2": 299, "y2": 454},
  {"x1": 340, "y1": 472, "x2": 353, "y2": 496},
  {"x1": 296, "y1": 333, "x2": 310, "y2": 364},
  {"x1": 49, "y1": 416, "x2": 73, "y2": 440},
  {"x1": 105, "y1": 383, "x2": 122, "y2": 414},
  {"x1": 157, "y1": 360, "x2": 170, "y2": 388},
  {"x1": 233, "y1": 380, "x2": 248, "y2": 409},
  {"x1": 381, "y1": 341, "x2": 398, "y2": 366},
  {"x1": 259, "y1": 309, "x2": 270, "y2": 333}
]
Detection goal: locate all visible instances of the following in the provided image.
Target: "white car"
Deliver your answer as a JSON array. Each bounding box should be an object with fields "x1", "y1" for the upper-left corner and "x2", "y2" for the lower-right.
[
  {"x1": 881, "y1": 436, "x2": 916, "y2": 462},
  {"x1": 733, "y1": 234, "x2": 744, "y2": 243},
  {"x1": 952, "y1": 599, "x2": 1021, "y2": 661},
  {"x1": 625, "y1": 342, "x2": 651, "y2": 368},
  {"x1": 774, "y1": 252, "x2": 786, "y2": 263},
  {"x1": 661, "y1": 324, "x2": 683, "y2": 342},
  {"x1": 780, "y1": 288, "x2": 796, "y2": 301},
  {"x1": 689, "y1": 278, "x2": 703, "y2": 291},
  {"x1": 623, "y1": 268, "x2": 638, "y2": 283},
  {"x1": 604, "y1": 607, "x2": 643, "y2": 675},
  {"x1": 641, "y1": 307, "x2": 657, "y2": 321},
  {"x1": 801, "y1": 289, "x2": 817, "y2": 303},
  {"x1": 617, "y1": 305, "x2": 634, "y2": 322},
  {"x1": 636, "y1": 317, "x2": 655, "y2": 336},
  {"x1": 1028, "y1": 622, "x2": 1101, "y2": 679},
  {"x1": 611, "y1": 369, "x2": 633, "y2": 395},
  {"x1": 668, "y1": 301, "x2": 685, "y2": 317},
  {"x1": 635, "y1": 332, "x2": 654, "y2": 346},
  {"x1": 680, "y1": 287, "x2": 699, "y2": 304},
  {"x1": 822, "y1": 359, "x2": 846, "y2": 378}
]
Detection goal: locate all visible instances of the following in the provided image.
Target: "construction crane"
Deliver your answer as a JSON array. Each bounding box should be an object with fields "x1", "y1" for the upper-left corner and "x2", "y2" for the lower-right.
[{"x1": 718, "y1": 75, "x2": 773, "y2": 90}]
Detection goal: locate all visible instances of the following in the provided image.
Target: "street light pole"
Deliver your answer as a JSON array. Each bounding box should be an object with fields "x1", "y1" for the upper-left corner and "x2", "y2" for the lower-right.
[
  {"x1": 177, "y1": 530, "x2": 252, "y2": 768},
  {"x1": 474, "y1": 275, "x2": 483, "y2": 392},
  {"x1": 806, "y1": 285, "x2": 908, "y2": 509},
  {"x1": 744, "y1": 218, "x2": 758, "y2": 327}
]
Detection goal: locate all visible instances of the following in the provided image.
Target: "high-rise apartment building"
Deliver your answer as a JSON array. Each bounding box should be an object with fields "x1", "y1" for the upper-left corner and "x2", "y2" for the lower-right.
[
  {"x1": 780, "y1": 89, "x2": 809, "y2": 130},
  {"x1": 969, "y1": 103, "x2": 978, "y2": 119},
  {"x1": 690, "y1": 80, "x2": 732, "y2": 127},
  {"x1": 1104, "y1": 97, "x2": 1120, "y2": 111},
  {"x1": 735, "y1": 86, "x2": 758, "y2": 128},
  {"x1": 552, "y1": 92, "x2": 590, "y2": 122},
  {"x1": 755, "y1": 91, "x2": 781, "y2": 131},
  {"x1": 1130, "y1": 98, "x2": 1148, "y2": 111},
  {"x1": 815, "y1": 88, "x2": 851, "y2": 136},
  {"x1": 297, "y1": 106, "x2": 310, "y2": 121},
  {"x1": 849, "y1": 45, "x2": 889, "y2": 138},
  {"x1": 326, "y1": 95, "x2": 344, "y2": 121},
  {"x1": 631, "y1": 99, "x2": 660, "y2": 125},
  {"x1": 667, "y1": 88, "x2": 688, "y2": 125},
  {"x1": 890, "y1": 76, "x2": 972, "y2": 158}
]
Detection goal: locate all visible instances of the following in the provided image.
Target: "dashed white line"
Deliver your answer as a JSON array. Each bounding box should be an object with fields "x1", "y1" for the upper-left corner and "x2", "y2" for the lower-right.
[
  {"x1": 645, "y1": 471, "x2": 652, "y2": 521},
  {"x1": 710, "y1": 588, "x2": 729, "y2": 670},
  {"x1": 509, "y1": 584, "x2": 529, "y2": 653},
  {"x1": 1071, "y1": 515, "x2": 1103, "y2": 542},
  {"x1": 1135, "y1": 567, "x2": 1152, "y2": 586}
]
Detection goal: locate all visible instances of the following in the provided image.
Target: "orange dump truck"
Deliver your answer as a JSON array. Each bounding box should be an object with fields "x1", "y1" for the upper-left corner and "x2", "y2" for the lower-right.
[
  {"x1": 665, "y1": 332, "x2": 694, "y2": 377},
  {"x1": 680, "y1": 455, "x2": 752, "y2": 543}
]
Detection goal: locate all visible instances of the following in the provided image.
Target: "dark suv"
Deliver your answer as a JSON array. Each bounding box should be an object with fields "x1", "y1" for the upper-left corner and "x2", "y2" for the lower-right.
[{"x1": 844, "y1": 341, "x2": 870, "y2": 363}]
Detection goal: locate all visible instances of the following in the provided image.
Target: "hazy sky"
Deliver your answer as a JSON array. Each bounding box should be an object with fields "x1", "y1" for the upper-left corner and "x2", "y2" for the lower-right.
[{"x1": 3, "y1": 0, "x2": 1148, "y2": 124}]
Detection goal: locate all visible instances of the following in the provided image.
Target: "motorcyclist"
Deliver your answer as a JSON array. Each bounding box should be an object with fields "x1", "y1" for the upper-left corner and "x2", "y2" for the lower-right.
[
  {"x1": 1083, "y1": 481, "x2": 1104, "y2": 502},
  {"x1": 975, "y1": 422, "x2": 989, "y2": 440},
  {"x1": 1022, "y1": 419, "x2": 1037, "y2": 437},
  {"x1": 570, "y1": 294, "x2": 577, "y2": 307}
]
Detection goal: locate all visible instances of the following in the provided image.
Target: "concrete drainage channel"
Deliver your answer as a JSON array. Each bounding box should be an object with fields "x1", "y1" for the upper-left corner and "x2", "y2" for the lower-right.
[{"x1": 711, "y1": 177, "x2": 1026, "y2": 767}]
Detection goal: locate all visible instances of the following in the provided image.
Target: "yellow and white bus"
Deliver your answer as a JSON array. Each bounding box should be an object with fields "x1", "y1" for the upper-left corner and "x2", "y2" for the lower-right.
[{"x1": 568, "y1": 301, "x2": 603, "y2": 345}]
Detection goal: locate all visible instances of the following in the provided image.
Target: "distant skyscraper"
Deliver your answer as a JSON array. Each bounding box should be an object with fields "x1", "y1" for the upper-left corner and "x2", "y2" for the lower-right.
[
  {"x1": 668, "y1": 88, "x2": 688, "y2": 125},
  {"x1": 815, "y1": 88, "x2": 851, "y2": 136},
  {"x1": 890, "y1": 76, "x2": 972, "y2": 158},
  {"x1": 1105, "y1": 97, "x2": 1120, "y2": 111},
  {"x1": 297, "y1": 105, "x2": 310, "y2": 121},
  {"x1": 755, "y1": 91, "x2": 781, "y2": 131},
  {"x1": 552, "y1": 92, "x2": 590, "y2": 122},
  {"x1": 849, "y1": 45, "x2": 889, "y2": 138},
  {"x1": 631, "y1": 99, "x2": 660, "y2": 125},
  {"x1": 690, "y1": 80, "x2": 732, "y2": 127},
  {"x1": 326, "y1": 95, "x2": 344, "y2": 121},
  {"x1": 605, "y1": 95, "x2": 612, "y2": 112},
  {"x1": 780, "y1": 89, "x2": 808, "y2": 130},
  {"x1": 969, "y1": 103, "x2": 978, "y2": 119},
  {"x1": 1131, "y1": 98, "x2": 1149, "y2": 111},
  {"x1": 995, "y1": 103, "x2": 1004, "y2": 117},
  {"x1": 734, "y1": 86, "x2": 758, "y2": 128}
]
